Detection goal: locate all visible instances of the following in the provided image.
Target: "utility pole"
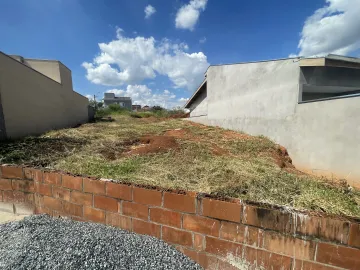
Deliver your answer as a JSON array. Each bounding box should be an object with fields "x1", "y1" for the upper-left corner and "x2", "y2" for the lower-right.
[{"x1": 94, "y1": 94, "x2": 97, "y2": 110}]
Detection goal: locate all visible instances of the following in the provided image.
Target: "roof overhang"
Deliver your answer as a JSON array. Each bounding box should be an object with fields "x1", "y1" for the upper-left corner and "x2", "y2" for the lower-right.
[
  {"x1": 184, "y1": 80, "x2": 207, "y2": 109},
  {"x1": 299, "y1": 54, "x2": 360, "y2": 69}
]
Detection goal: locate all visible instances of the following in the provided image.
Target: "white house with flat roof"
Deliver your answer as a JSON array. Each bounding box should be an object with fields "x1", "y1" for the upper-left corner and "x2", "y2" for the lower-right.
[{"x1": 185, "y1": 54, "x2": 360, "y2": 187}]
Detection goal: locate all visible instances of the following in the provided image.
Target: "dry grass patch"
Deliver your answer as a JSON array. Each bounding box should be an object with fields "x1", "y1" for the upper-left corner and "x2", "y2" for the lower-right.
[{"x1": 1, "y1": 114, "x2": 360, "y2": 217}]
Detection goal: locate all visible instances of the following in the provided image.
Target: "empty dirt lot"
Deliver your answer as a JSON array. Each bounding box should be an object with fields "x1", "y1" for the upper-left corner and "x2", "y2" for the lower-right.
[{"x1": 1, "y1": 113, "x2": 359, "y2": 217}]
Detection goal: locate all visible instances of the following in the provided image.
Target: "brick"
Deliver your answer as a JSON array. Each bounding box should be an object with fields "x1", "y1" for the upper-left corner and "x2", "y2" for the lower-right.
[
  {"x1": 52, "y1": 186, "x2": 70, "y2": 201},
  {"x1": 35, "y1": 206, "x2": 53, "y2": 216},
  {"x1": 220, "y1": 221, "x2": 262, "y2": 247},
  {"x1": 293, "y1": 260, "x2": 339, "y2": 270},
  {"x1": 62, "y1": 201, "x2": 83, "y2": 217},
  {"x1": 202, "y1": 198, "x2": 241, "y2": 223},
  {"x1": 34, "y1": 193, "x2": 44, "y2": 208},
  {"x1": 106, "y1": 212, "x2": 132, "y2": 231},
  {"x1": 71, "y1": 191, "x2": 93, "y2": 206},
  {"x1": 317, "y1": 242, "x2": 360, "y2": 270},
  {"x1": 72, "y1": 216, "x2": 86, "y2": 222},
  {"x1": 106, "y1": 182, "x2": 132, "y2": 200},
  {"x1": 12, "y1": 180, "x2": 34, "y2": 192},
  {"x1": 263, "y1": 232, "x2": 316, "y2": 261},
  {"x1": 183, "y1": 214, "x2": 220, "y2": 236},
  {"x1": 2, "y1": 191, "x2": 13, "y2": 202},
  {"x1": 217, "y1": 260, "x2": 240, "y2": 270},
  {"x1": 349, "y1": 223, "x2": 360, "y2": 248},
  {"x1": 84, "y1": 206, "x2": 105, "y2": 223},
  {"x1": 3, "y1": 191, "x2": 26, "y2": 203},
  {"x1": 13, "y1": 191, "x2": 26, "y2": 202},
  {"x1": 243, "y1": 246, "x2": 292, "y2": 270},
  {"x1": 24, "y1": 192, "x2": 35, "y2": 204},
  {"x1": 319, "y1": 217, "x2": 350, "y2": 244},
  {"x1": 133, "y1": 187, "x2": 162, "y2": 206},
  {"x1": 94, "y1": 195, "x2": 118, "y2": 212},
  {"x1": 162, "y1": 226, "x2": 193, "y2": 247},
  {"x1": 194, "y1": 234, "x2": 205, "y2": 251},
  {"x1": 35, "y1": 182, "x2": 52, "y2": 197},
  {"x1": 205, "y1": 236, "x2": 243, "y2": 257},
  {"x1": 122, "y1": 201, "x2": 148, "y2": 220},
  {"x1": 243, "y1": 204, "x2": 292, "y2": 234},
  {"x1": 1, "y1": 166, "x2": 23, "y2": 179},
  {"x1": 133, "y1": 219, "x2": 161, "y2": 238},
  {"x1": 294, "y1": 214, "x2": 350, "y2": 244},
  {"x1": 163, "y1": 192, "x2": 196, "y2": 213},
  {"x1": 0, "y1": 179, "x2": 12, "y2": 190},
  {"x1": 150, "y1": 208, "x2": 181, "y2": 228},
  {"x1": 0, "y1": 191, "x2": 3, "y2": 202},
  {"x1": 293, "y1": 214, "x2": 321, "y2": 236},
  {"x1": 181, "y1": 248, "x2": 198, "y2": 262},
  {"x1": 24, "y1": 168, "x2": 43, "y2": 182},
  {"x1": 62, "y1": 175, "x2": 82, "y2": 191},
  {"x1": 14, "y1": 202, "x2": 35, "y2": 215},
  {"x1": 197, "y1": 253, "x2": 219, "y2": 270},
  {"x1": 43, "y1": 196, "x2": 63, "y2": 212},
  {"x1": 84, "y1": 178, "x2": 105, "y2": 195},
  {"x1": 53, "y1": 211, "x2": 71, "y2": 219},
  {"x1": 43, "y1": 172, "x2": 61, "y2": 186},
  {"x1": 177, "y1": 247, "x2": 214, "y2": 269}
]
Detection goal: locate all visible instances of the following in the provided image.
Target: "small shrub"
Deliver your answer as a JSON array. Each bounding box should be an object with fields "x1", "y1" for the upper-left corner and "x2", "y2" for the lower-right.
[
  {"x1": 96, "y1": 104, "x2": 131, "y2": 118},
  {"x1": 130, "y1": 113, "x2": 142, "y2": 118}
]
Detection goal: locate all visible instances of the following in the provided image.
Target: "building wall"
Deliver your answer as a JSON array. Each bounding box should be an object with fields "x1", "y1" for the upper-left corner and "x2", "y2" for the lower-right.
[
  {"x1": 58, "y1": 62, "x2": 73, "y2": 92},
  {"x1": 189, "y1": 88, "x2": 208, "y2": 117},
  {"x1": 104, "y1": 99, "x2": 132, "y2": 110},
  {"x1": 24, "y1": 59, "x2": 62, "y2": 83},
  {"x1": 0, "y1": 52, "x2": 89, "y2": 139},
  {"x1": 0, "y1": 86, "x2": 6, "y2": 140},
  {"x1": 189, "y1": 59, "x2": 360, "y2": 185}
]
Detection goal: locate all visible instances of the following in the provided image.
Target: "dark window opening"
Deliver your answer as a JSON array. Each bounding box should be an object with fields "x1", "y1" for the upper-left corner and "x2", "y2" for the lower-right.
[{"x1": 299, "y1": 66, "x2": 360, "y2": 103}]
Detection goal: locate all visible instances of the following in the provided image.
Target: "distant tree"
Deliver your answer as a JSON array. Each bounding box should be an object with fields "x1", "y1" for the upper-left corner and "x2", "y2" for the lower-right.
[
  {"x1": 152, "y1": 106, "x2": 165, "y2": 111},
  {"x1": 97, "y1": 102, "x2": 103, "y2": 108},
  {"x1": 89, "y1": 99, "x2": 97, "y2": 108}
]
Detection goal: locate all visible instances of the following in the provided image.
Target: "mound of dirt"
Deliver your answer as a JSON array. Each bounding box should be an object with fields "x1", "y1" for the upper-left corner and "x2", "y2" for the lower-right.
[
  {"x1": 127, "y1": 136, "x2": 178, "y2": 155},
  {"x1": 273, "y1": 145, "x2": 295, "y2": 169},
  {"x1": 99, "y1": 139, "x2": 140, "y2": 160}
]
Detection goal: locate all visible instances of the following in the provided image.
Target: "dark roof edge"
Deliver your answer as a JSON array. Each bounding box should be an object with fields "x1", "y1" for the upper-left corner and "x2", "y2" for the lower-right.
[{"x1": 184, "y1": 80, "x2": 207, "y2": 109}]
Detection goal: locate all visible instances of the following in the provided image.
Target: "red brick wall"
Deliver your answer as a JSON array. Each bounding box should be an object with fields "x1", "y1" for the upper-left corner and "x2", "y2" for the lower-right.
[{"x1": 1, "y1": 165, "x2": 360, "y2": 270}]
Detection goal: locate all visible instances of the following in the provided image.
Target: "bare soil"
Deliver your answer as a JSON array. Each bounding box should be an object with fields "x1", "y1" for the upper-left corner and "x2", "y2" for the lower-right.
[{"x1": 126, "y1": 136, "x2": 179, "y2": 156}]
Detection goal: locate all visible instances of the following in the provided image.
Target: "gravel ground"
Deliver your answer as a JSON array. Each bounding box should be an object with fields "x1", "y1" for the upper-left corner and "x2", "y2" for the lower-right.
[{"x1": 0, "y1": 215, "x2": 202, "y2": 270}]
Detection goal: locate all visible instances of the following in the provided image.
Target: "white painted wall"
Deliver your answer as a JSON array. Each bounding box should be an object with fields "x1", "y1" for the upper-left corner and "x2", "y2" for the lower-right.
[
  {"x1": 0, "y1": 52, "x2": 89, "y2": 139},
  {"x1": 189, "y1": 59, "x2": 360, "y2": 186}
]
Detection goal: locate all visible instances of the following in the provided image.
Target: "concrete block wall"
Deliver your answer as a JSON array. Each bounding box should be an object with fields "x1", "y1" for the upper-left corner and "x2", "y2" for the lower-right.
[
  {"x1": 0, "y1": 52, "x2": 89, "y2": 139},
  {"x1": 1, "y1": 165, "x2": 360, "y2": 269}
]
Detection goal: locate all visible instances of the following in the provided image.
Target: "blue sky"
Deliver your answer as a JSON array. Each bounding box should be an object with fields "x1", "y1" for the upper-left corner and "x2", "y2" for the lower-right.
[{"x1": 1, "y1": 0, "x2": 359, "y2": 108}]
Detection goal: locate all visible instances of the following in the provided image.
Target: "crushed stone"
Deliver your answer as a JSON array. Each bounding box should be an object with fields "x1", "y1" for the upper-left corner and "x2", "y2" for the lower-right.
[{"x1": 0, "y1": 215, "x2": 202, "y2": 270}]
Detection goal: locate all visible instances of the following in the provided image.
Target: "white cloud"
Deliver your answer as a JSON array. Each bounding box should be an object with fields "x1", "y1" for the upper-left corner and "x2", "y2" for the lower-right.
[
  {"x1": 175, "y1": 0, "x2": 208, "y2": 31},
  {"x1": 199, "y1": 37, "x2": 207, "y2": 44},
  {"x1": 178, "y1": 97, "x2": 189, "y2": 102},
  {"x1": 85, "y1": 94, "x2": 94, "y2": 100},
  {"x1": 106, "y1": 85, "x2": 184, "y2": 109},
  {"x1": 144, "y1": 5, "x2": 156, "y2": 19},
  {"x1": 82, "y1": 29, "x2": 209, "y2": 91},
  {"x1": 293, "y1": 0, "x2": 360, "y2": 57}
]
